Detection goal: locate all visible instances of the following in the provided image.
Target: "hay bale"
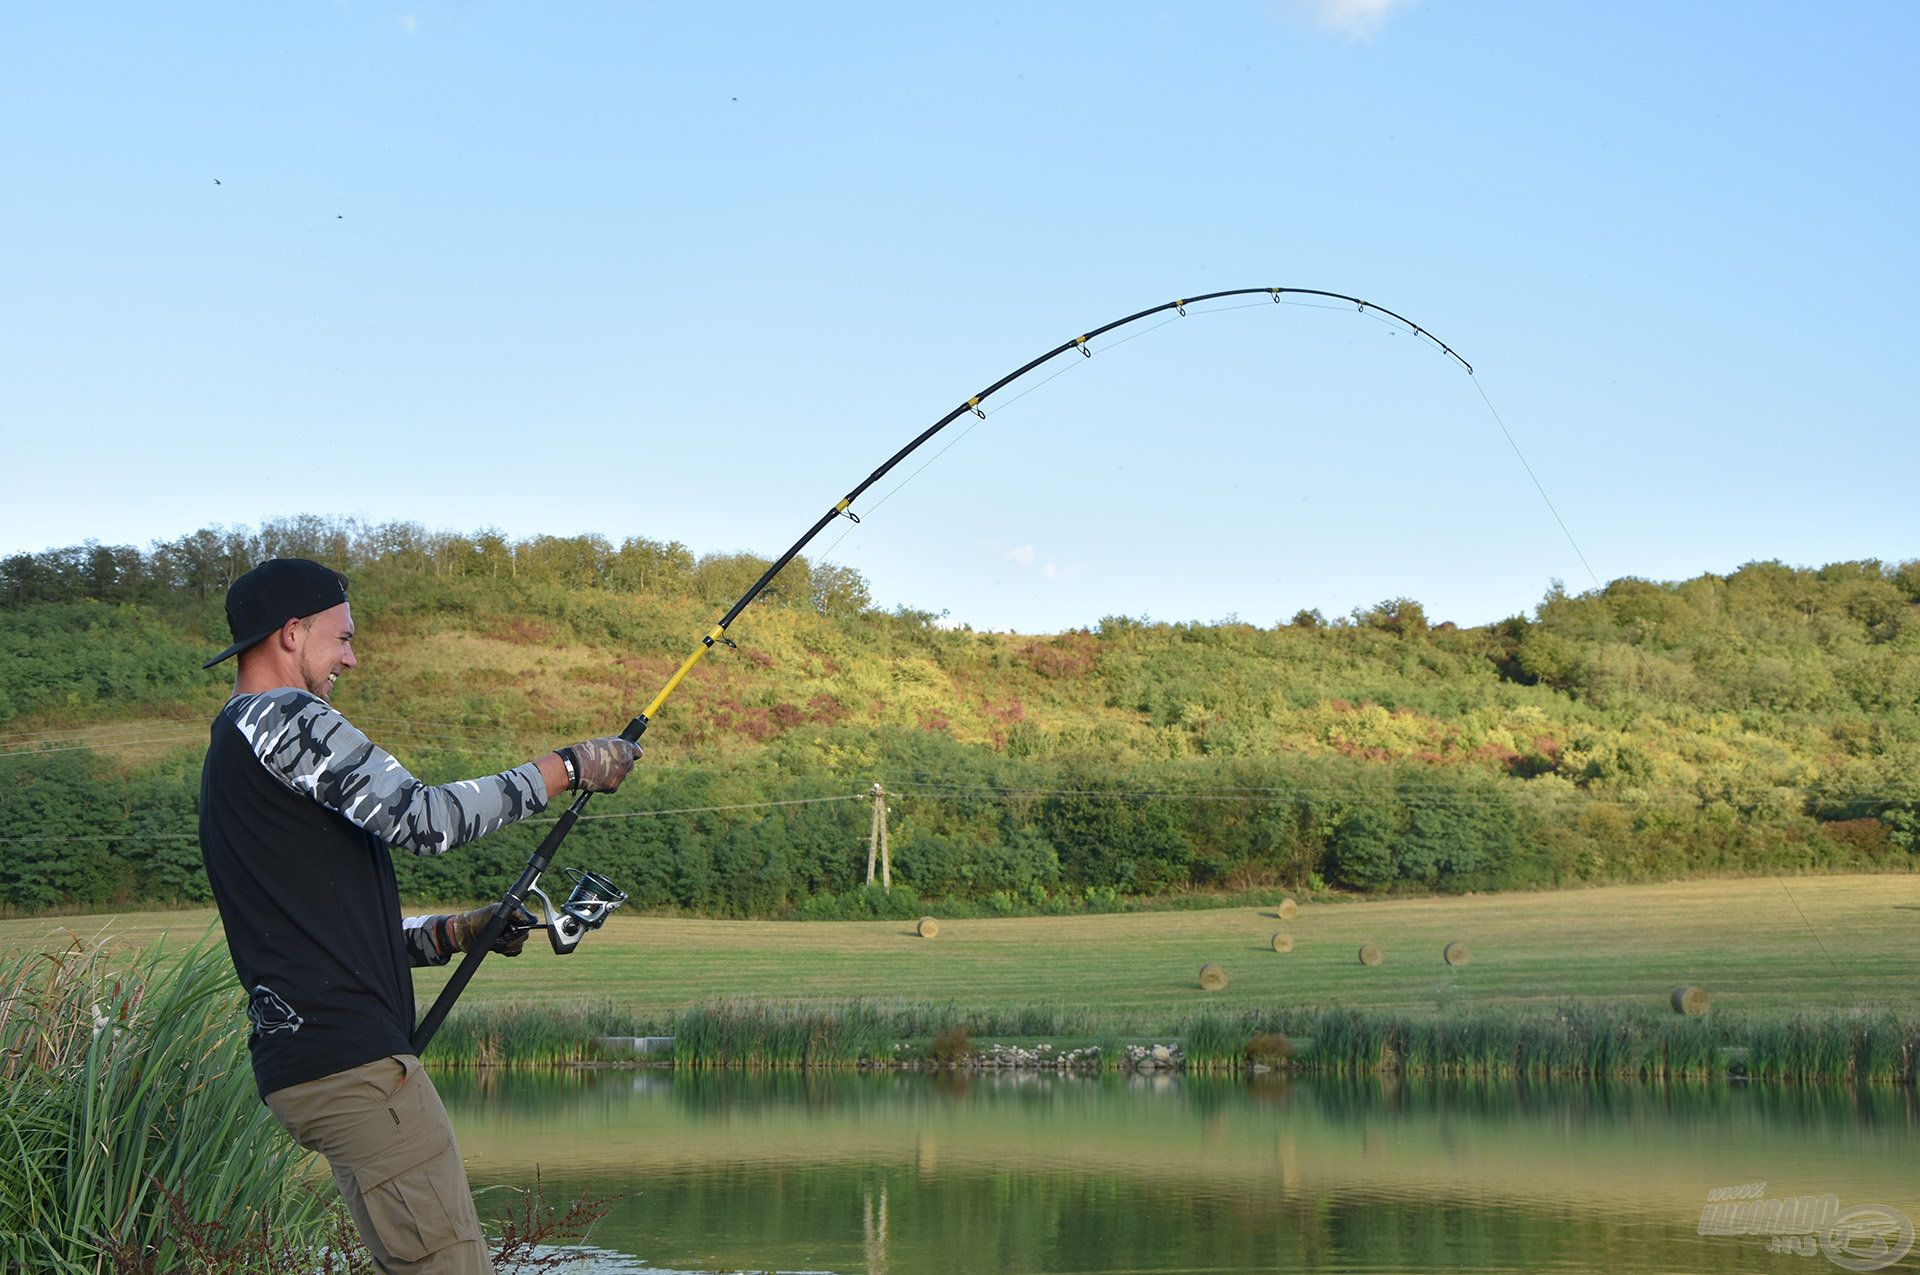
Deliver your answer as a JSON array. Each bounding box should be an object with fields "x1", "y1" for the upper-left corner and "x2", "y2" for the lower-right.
[
  {"x1": 916, "y1": 916, "x2": 941, "y2": 939},
  {"x1": 1270, "y1": 932, "x2": 1294, "y2": 953},
  {"x1": 1276, "y1": 897, "x2": 1298, "y2": 921},
  {"x1": 1442, "y1": 941, "x2": 1472, "y2": 967},
  {"x1": 1357, "y1": 942, "x2": 1385, "y2": 967},
  {"x1": 1198, "y1": 962, "x2": 1229, "y2": 991},
  {"x1": 1671, "y1": 985, "x2": 1710, "y2": 1016}
]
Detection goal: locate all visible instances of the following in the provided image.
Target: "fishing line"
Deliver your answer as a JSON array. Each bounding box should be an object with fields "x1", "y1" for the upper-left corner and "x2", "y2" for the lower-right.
[
  {"x1": 806, "y1": 311, "x2": 1193, "y2": 568},
  {"x1": 1771, "y1": 874, "x2": 1844, "y2": 979},
  {"x1": 1470, "y1": 375, "x2": 1603, "y2": 591},
  {"x1": 802, "y1": 298, "x2": 1407, "y2": 583},
  {"x1": 806, "y1": 356, "x2": 1085, "y2": 565}
]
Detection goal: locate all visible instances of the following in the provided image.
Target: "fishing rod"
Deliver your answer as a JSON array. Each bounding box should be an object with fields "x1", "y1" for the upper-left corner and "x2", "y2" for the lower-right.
[{"x1": 410, "y1": 285, "x2": 1472, "y2": 1052}]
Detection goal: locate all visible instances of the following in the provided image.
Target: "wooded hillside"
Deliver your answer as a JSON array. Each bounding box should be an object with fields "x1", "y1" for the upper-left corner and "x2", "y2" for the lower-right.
[{"x1": 2, "y1": 518, "x2": 1914, "y2": 916}]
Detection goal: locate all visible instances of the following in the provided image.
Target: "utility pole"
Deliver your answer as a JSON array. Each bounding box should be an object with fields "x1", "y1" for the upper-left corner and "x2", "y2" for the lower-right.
[{"x1": 867, "y1": 782, "x2": 890, "y2": 888}]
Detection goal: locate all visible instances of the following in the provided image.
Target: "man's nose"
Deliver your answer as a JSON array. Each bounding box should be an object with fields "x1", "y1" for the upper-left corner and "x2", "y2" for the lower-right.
[{"x1": 343, "y1": 646, "x2": 358, "y2": 668}]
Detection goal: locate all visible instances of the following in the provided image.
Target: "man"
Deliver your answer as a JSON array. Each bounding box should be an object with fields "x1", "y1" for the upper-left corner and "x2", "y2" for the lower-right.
[{"x1": 197, "y1": 558, "x2": 640, "y2": 1273}]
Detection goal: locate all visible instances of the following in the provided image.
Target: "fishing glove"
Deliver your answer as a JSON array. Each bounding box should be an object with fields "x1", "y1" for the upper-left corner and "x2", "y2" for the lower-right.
[
  {"x1": 435, "y1": 903, "x2": 540, "y2": 958},
  {"x1": 557, "y1": 737, "x2": 644, "y2": 793}
]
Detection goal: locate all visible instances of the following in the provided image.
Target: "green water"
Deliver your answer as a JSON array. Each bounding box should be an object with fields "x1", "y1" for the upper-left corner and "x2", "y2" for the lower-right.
[{"x1": 439, "y1": 1071, "x2": 1920, "y2": 1274}]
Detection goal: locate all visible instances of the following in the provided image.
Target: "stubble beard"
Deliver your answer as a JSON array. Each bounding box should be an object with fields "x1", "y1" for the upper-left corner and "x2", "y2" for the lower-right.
[{"x1": 298, "y1": 650, "x2": 333, "y2": 702}]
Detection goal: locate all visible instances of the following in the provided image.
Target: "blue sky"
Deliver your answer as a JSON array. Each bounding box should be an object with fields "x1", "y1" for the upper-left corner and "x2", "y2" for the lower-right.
[{"x1": 3, "y1": 2, "x2": 1914, "y2": 633}]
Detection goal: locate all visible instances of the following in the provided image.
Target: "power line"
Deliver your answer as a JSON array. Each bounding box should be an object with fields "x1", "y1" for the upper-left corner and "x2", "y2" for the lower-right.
[
  {"x1": 6, "y1": 778, "x2": 1914, "y2": 854},
  {"x1": 0, "y1": 792, "x2": 873, "y2": 850}
]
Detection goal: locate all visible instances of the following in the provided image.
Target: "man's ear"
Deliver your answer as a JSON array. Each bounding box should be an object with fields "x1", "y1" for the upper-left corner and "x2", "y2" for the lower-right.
[{"x1": 275, "y1": 616, "x2": 306, "y2": 653}]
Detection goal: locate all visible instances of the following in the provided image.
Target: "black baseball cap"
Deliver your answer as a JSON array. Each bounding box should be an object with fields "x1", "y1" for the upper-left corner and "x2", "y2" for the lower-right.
[{"x1": 203, "y1": 558, "x2": 350, "y2": 669}]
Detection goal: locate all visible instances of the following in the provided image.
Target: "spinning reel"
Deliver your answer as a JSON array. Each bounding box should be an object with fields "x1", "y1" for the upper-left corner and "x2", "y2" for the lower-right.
[{"x1": 521, "y1": 867, "x2": 629, "y2": 955}]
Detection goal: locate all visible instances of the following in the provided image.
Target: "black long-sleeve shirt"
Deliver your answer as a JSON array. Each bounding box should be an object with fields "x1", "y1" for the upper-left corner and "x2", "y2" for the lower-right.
[{"x1": 198, "y1": 688, "x2": 547, "y2": 1096}]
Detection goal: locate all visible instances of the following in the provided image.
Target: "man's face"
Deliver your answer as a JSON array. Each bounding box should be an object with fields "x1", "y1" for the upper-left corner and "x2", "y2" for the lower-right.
[{"x1": 295, "y1": 603, "x2": 357, "y2": 701}]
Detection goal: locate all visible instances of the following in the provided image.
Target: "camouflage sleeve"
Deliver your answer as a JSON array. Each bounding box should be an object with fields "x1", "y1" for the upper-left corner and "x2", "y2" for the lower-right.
[
  {"x1": 397, "y1": 917, "x2": 453, "y2": 967},
  {"x1": 232, "y1": 688, "x2": 550, "y2": 856},
  {"x1": 401, "y1": 914, "x2": 452, "y2": 967}
]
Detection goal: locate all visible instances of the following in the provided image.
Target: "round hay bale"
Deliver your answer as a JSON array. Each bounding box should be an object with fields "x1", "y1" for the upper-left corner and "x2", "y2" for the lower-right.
[
  {"x1": 916, "y1": 916, "x2": 941, "y2": 939},
  {"x1": 1357, "y1": 942, "x2": 1385, "y2": 967},
  {"x1": 1442, "y1": 941, "x2": 1472, "y2": 967},
  {"x1": 1276, "y1": 897, "x2": 1299, "y2": 921},
  {"x1": 1270, "y1": 932, "x2": 1294, "y2": 953},
  {"x1": 1671, "y1": 985, "x2": 1710, "y2": 1016},
  {"x1": 1198, "y1": 962, "x2": 1229, "y2": 991}
]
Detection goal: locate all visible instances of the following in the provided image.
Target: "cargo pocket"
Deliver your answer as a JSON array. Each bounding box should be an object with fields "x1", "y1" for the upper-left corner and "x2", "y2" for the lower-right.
[
  {"x1": 350, "y1": 1057, "x2": 482, "y2": 1263},
  {"x1": 359, "y1": 1143, "x2": 477, "y2": 1263}
]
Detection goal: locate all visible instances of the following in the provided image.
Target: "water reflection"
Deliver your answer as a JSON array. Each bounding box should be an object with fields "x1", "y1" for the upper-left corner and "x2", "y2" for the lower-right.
[{"x1": 439, "y1": 1070, "x2": 1919, "y2": 1274}]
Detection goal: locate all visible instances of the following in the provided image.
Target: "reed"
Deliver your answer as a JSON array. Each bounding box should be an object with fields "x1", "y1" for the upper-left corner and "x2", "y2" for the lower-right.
[
  {"x1": 416, "y1": 997, "x2": 1920, "y2": 1085},
  {"x1": 0, "y1": 937, "x2": 331, "y2": 1273},
  {"x1": 431, "y1": 998, "x2": 661, "y2": 1067},
  {"x1": 1169, "y1": 1003, "x2": 1919, "y2": 1084},
  {"x1": 671, "y1": 998, "x2": 905, "y2": 1068},
  {"x1": 1176, "y1": 1010, "x2": 1244, "y2": 1070}
]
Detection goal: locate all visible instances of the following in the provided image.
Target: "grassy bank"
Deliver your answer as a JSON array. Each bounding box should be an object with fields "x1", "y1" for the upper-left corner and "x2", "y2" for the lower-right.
[
  {"x1": 429, "y1": 996, "x2": 1920, "y2": 1084},
  {"x1": 0, "y1": 940, "x2": 331, "y2": 1273},
  {"x1": 413, "y1": 872, "x2": 1920, "y2": 1083},
  {"x1": 9, "y1": 875, "x2": 1914, "y2": 1084}
]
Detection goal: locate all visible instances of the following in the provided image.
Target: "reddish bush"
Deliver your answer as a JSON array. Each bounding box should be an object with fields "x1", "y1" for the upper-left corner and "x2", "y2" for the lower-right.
[
  {"x1": 1819, "y1": 817, "x2": 1894, "y2": 859},
  {"x1": 712, "y1": 698, "x2": 774, "y2": 741},
  {"x1": 493, "y1": 618, "x2": 554, "y2": 645},
  {"x1": 1022, "y1": 634, "x2": 1097, "y2": 679}
]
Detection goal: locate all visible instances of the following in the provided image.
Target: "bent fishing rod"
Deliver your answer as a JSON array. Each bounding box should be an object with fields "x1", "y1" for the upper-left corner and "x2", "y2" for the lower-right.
[{"x1": 410, "y1": 286, "x2": 1472, "y2": 1052}]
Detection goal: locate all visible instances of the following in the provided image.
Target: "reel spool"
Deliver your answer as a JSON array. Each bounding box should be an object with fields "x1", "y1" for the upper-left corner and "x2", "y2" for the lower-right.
[{"x1": 525, "y1": 867, "x2": 629, "y2": 954}]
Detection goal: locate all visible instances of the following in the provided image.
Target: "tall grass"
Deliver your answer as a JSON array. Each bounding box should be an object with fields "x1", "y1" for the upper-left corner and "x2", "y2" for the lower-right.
[
  {"x1": 433, "y1": 997, "x2": 1122, "y2": 1070},
  {"x1": 427, "y1": 997, "x2": 1919, "y2": 1085},
  {"x1": 430, "y1": 998, "x2": 664, "y2": 1067},
  {"x1": 672, "y1": 999, "x2": 902, "y2": 1069},
  {"x1": 0, "y1": 937, "x2": 331, "y2": 1273},
  {"x1": 1173, "y1": 1004, "x2": 1919, "y2": 1084},
  {"x1": 665, "y1": 998, "x2": 1116, "y2": 1068}
]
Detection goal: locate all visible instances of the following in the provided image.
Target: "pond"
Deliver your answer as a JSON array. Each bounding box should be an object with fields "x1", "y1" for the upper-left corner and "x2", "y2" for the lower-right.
[{"x1": 439, "y1": 1070, "x2": 1920, "y2": 1274}]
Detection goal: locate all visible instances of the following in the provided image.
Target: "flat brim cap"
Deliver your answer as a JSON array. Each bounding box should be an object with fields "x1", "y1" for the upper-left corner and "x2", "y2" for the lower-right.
[{"x1": 204, "y1": 558, "x2": 349, "y2": 668}]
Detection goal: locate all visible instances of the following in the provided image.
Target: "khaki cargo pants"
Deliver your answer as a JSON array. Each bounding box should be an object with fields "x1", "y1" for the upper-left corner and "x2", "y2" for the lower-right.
[{"x1": 266, "y1": 1054, "x2": 494, "y2": 1274}]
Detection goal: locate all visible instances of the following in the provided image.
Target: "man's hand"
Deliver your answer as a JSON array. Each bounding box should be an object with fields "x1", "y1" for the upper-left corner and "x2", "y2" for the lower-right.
[
  {"x1": 437, "y1": 903, "x2": 540, "y2": 958},
  {"x1": 558, "y1": 737, "x2": 644, "y2": 793}
]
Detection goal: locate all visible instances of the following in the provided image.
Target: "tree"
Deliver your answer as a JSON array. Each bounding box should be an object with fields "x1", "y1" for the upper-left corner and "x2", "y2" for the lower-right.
[
  {"x1": 810, "y1": 563, "x2": 871, "y2": 617},
  {"x1": 1354, "y1": 597, "x2": 1429, "y2": 636},
  {"x1": 609, "y1": 537, "x2": 695, "y2": 594},
  {"x1": 1330, "y1": 802, "x2": 1397, "y2": 891}
]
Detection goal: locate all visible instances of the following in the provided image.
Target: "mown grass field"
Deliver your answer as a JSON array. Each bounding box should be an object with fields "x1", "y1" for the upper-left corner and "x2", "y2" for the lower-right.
[{"x1": 7, "y1": 874, "x2": 1916, "y2": 1022}]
